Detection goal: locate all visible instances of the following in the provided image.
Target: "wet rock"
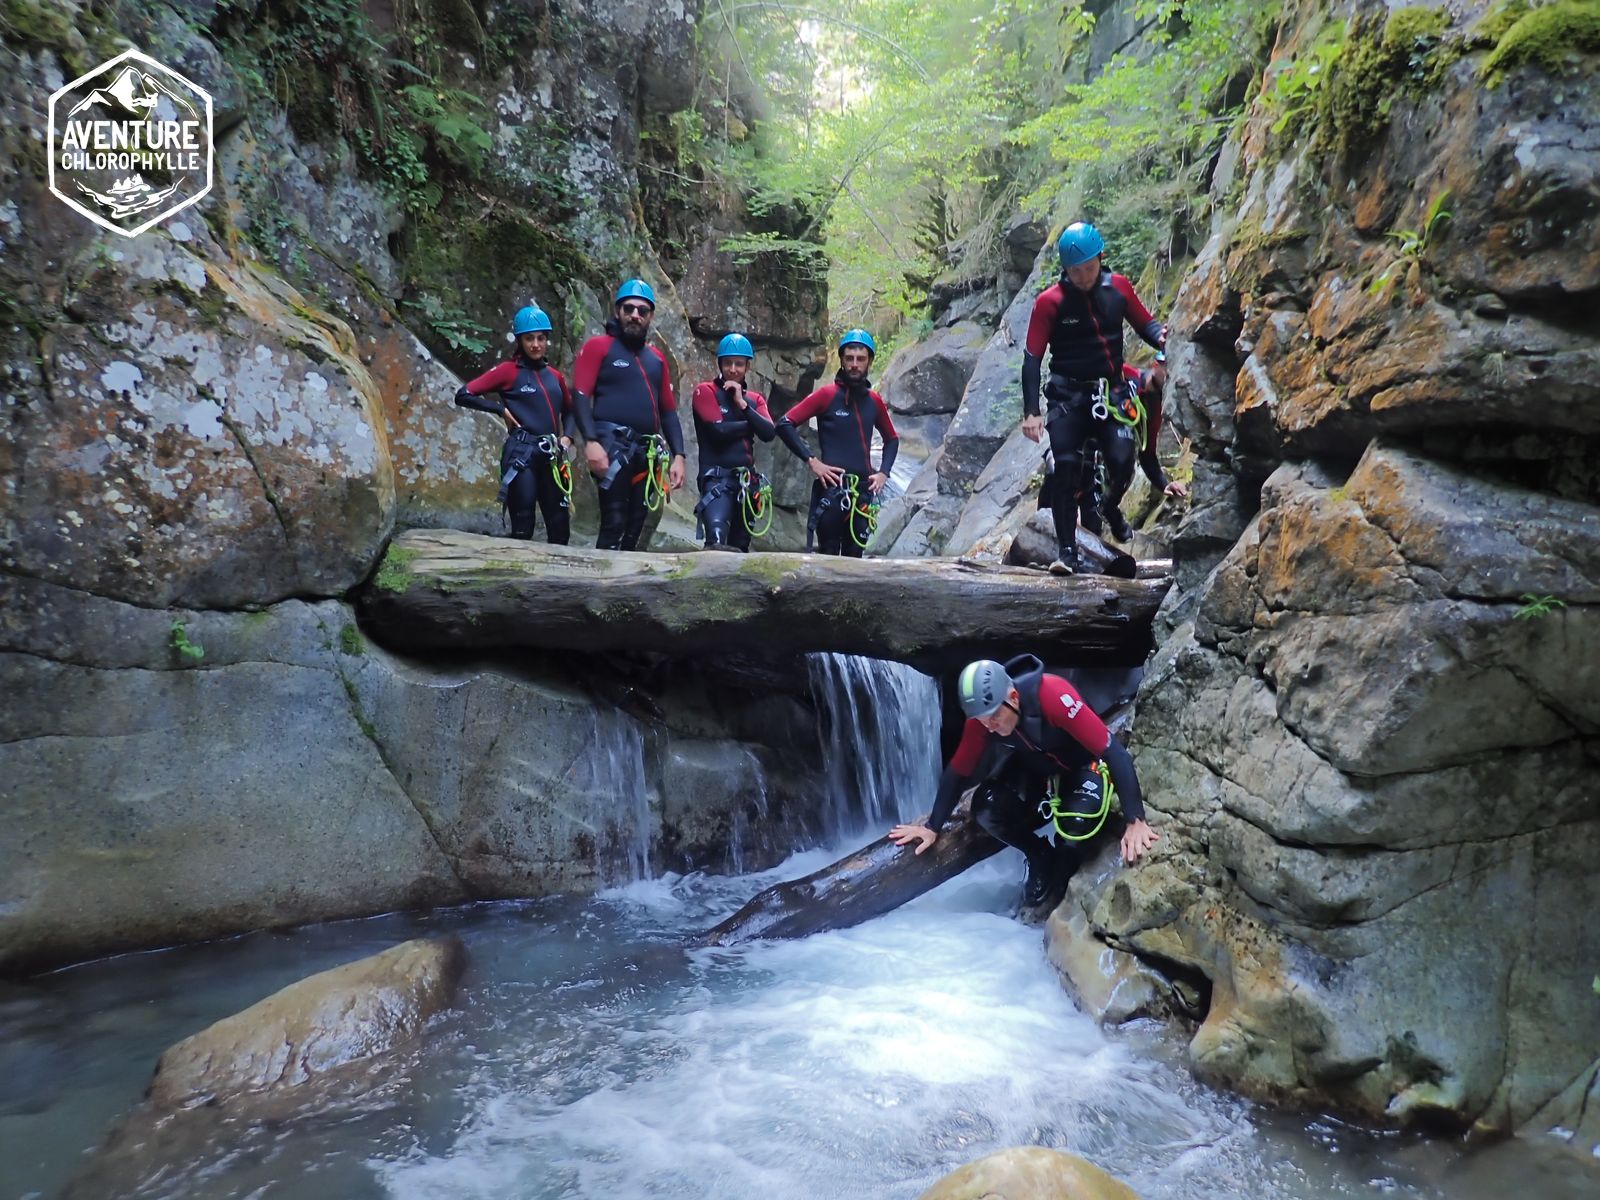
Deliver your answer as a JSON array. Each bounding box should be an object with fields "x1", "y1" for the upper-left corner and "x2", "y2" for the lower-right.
[
  {"x1": 879, "y1": 321, "x2": 988, "y2": 416},
  {"x1": 148, "y1": 937, "x2": 466, "y2": 1108},
  {"x1": 917, "y1": 1146, "x2": 1141, "y2": 1200},
  {"x1": 1046, "y1": 861, "x2": 1172, "y2": 1026}
]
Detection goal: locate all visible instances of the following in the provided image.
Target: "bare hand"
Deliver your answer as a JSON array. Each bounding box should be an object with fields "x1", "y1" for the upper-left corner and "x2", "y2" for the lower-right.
[
  {"x1": 559, "y1": 436, "x2": 572, "y2": 450},
  {"x1": 1022, "y1": 414, "x2": 1044, "y2": 443},
  {"x1": 1164, "y1": 480, "x2": 1189, "y2": 499},
  {"x1": 724, "y1": 380, "x2": 747, "y2": 409},
  {"x1": 866, "y1": 471, "x2": 888, "y2": 494},
  {"x1": 889, "y1": 823, "x2": 936, "y2": 855},
  {"x1": 809, "y1": 458, "x2": 845, "y2": 487},
  {"x1": 585, "y1": 442, "x2": 610, "y2": 476},
  {"x1": 1121, "y1": 818, "x2": 1160, "y2": 864},
  {"x1": 668, "y1": 455, "x2": 686, "y2": 491}
]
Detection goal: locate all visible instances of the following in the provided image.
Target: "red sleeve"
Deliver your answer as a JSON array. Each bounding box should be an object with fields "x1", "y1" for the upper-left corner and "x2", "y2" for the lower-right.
[
  {"x1": 552, "y1": 368, "x2": 573, "y2": 413},
  {"x1": 691, "y1": 382, "x2": 723, "y2": 424},
  {"x1": 1122, "y1": 364, "x2": 1141, "y2": 384},
  {"x1": 1025, "y1": 285, "x2": 1063, "y2": 357},
  {"x1": 871, "y1": 392, "x2": 897, "y2": 439},
  {"x1": 572, "y1": 337, "x2": 607, "y2": 396},
  {"x1": 1039, "y1": 675, "x2": 1111, "y2": 756},
  {"x1": 948, "y1": 719, "x2": 990, "y2": 776},
  {"x1": 651, "y1": 346, "x2": 676, "y2": 412},
  {"x1": 1146, "y1": 382, "x2": 1164, "y2": 444},
  {"x1": 1110, "y1": 275, "x2": 1156, "y2": 331},
  {"x1": 464, "y1": 361, "x2": 518, "y2": 394},
  {"x1": 782, "y1": 385, "x2": 834, "y2": 425}
]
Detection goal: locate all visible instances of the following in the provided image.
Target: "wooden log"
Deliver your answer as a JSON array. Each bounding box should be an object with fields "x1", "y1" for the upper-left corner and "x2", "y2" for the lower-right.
[
  {"x1": 697, "y1": 707, "x2": 1134, "y2": 946},
  {"x1": 697, "y1": 816, "x2": 1004, "y2": 947},
  {"x1": 358, "y1": 529, "x2": 1170, "y2": 672}
]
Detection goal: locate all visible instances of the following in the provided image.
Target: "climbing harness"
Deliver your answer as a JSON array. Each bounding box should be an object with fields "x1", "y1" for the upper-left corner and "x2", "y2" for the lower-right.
[
  {"x1": 537, "y1": 434, "x2": 573, "y2": 500},
  {"x1": 498, "y1": 428, "x2": 537, "y2": 505},
  {"x1": 1106, "y1": 379, "x2": 1148, "y2": 450},
  {"x1": 847, "y1": 473, "x2": 881, "y2": 550},
  {"x1": 642, "y1": 434, "x2": 672, "y2": 511},
  {"x1": 738, "y1": 467, "x2": 773, "y2": 538},
  {"x1": 1037, "y1": 761, "x2": 1114, "y2": 843}
]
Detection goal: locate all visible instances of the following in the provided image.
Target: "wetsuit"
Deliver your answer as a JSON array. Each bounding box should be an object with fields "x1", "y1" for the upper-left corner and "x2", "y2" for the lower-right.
[
  {"x1": 1043, "y1": 364, "x2": 1165, "y2": 535},
  {"x1": 455, "y1": 352, "x2": 576, "y2": 543},
  {"x1": 572, "y1": 322, "x2": 685, "y2": 551},
  {"x1": 775, "y1": 372, "x2": 899, "y2": 557},
  {"x1": 926, "y1": 656, "x2": 1145, "y2": 885},
  {"x1": 1022, "y1": 272, "x2": 1164, "y2": 562},
  {"x1": 692, "y1": 378, "x2": 775, "y2": 551}
]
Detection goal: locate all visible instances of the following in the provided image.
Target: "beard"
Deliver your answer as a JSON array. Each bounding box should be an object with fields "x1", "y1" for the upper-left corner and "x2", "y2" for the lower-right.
[{"x1": 616, "y1": 319, "x2": 650, "y2": 351}]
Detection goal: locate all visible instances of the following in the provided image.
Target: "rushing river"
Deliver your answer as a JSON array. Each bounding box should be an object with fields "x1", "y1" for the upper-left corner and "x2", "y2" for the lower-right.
[{"x1": 1, "y1": 659, "x2": 1591, "y2": 1199}]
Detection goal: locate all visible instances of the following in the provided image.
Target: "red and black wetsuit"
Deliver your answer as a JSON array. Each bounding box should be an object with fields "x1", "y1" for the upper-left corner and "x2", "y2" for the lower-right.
[
  {"x1": 455, "y1": 352, "x2": 576, "y2": 543},
  {"x1": 927, "y1": 658, "x2": 1144, "y2": 882},
  {"x1": 775, "y1": 372, "x2": 900, "y2": 557},
  {"x1": 692, "y1": 378, "x2": 775, "y2": 550},
  {"x1": 1021, "y1": 272, "x2": 1164, "y2": 562},
  {"x1": 572, "y1": 324, "x2": 686, "y2": 551}
]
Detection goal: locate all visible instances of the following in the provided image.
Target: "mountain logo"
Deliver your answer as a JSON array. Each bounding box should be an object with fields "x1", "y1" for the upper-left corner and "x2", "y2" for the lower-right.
[{"x1": 48, "y1": 49, "x2": 212, "y2": 237}]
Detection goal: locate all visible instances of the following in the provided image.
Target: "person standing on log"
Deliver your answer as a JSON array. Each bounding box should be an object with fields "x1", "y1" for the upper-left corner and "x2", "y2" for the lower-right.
[
  {"x1": 572, "y1": 279, "x2": 687, "y2": 551},
  {"x1": 888, "y1": 655, "x2": 1159, "y2": 908},
  {"x1": 775, "y1": 329, "x2": 899, "y2": 557},
  {"x1": 692, "y1": 333, "x2": 776, "y2": 552},
  {"x1": 1020, "y1": 221, "x2": 1166, "y2": 575},
  {"x1": 453, "y1": 305, "x2": 576, "y2": 543}
]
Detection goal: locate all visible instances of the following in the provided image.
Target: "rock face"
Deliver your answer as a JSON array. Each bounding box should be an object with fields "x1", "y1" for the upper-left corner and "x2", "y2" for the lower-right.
[
  {"x1": 148, "y1": 937, "x2": 466, "y2": 1109},
  {"x1": 1062, "y1": 443, "x2": 1600, "y2": 1133},
  {"x1": 879, "y1": 321, "x2": 988, "y2": 416},
  {"x1": 917, "y1": 1146, "x2": 1141, "y2": 1200}
]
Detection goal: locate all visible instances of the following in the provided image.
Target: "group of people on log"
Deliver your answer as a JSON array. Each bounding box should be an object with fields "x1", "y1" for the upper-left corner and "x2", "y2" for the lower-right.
[
  {"x1": 452, "y1": 221, "x2": 1175, "y2": 907},
  {"x1": 453, "y1": 279, "x2": 896, "y2": 557}
]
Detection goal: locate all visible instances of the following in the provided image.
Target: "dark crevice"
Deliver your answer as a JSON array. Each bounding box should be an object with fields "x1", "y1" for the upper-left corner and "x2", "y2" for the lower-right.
[{"x1": 216, "y1": 413, "x2": 295, "y2": 550}]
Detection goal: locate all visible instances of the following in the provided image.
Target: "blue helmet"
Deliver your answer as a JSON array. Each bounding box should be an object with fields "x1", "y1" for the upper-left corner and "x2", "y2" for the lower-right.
[
  {"x1": 838, "y1": 328, "x2": 877, "y2": 357},
  {"x1": 614, "y1": 278, "x2": 657, "y2": 309},
  {"x1": 512, "y1": 305, "x2": 552, "y2": 335},
  {"x1": 1057, "y1": 221, "x2": 1105, "y2": 268},
  {"x1": 717, "y1": 333, "x2": 754, "y2": 360}
]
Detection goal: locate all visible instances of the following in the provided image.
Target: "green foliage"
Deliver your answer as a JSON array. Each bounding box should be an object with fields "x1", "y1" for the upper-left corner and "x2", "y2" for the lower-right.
[
  {"x1": 1261, "y1": 21, "x2": 1347, "y2": 136},
  {"x1": 338, "y1": 623, "x2": 366, "y2": 656},
  {"x1": 169, "y1": 620, "x2": 205, "y2": 662},
  {"x1": 1514, "y1": 593, "x2": 1566, "y2": 619},
  {"x1": 1368, "y1": 189, "x2": 1452, "y2": 294},
  {"x1": 1481, "y1": 1, "x2": 1600, "y2": 84},
  {"x1": 375, "y1": 546, "x2": 421, "y2": 593},
  {"x1": 403, "y1": 294, "x2": 493, "y2": 355},
  {"x1": 1322, "y1": 7, "x2": 1458, "y2": 161}
]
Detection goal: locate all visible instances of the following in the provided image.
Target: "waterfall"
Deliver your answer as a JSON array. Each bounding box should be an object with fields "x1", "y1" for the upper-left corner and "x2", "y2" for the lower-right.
[{"x1": 806, "y1": 652, "x2": 942, "y2": 836}]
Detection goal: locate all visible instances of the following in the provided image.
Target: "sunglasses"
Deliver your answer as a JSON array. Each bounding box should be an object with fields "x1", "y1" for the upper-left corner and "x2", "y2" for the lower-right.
[{"x1": 618, "y1": 302, "x2": 653, "y2": 317}]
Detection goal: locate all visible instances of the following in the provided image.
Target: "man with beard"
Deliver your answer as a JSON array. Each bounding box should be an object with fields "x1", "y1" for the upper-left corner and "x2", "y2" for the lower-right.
[
  {"x1": 572, "y1": 279, "x2": 687, "y2": 550},
  {"x1": 691, "y1": 333, "x2": 776, "y2": 551},
  {"x1": 453, "y1": 304, "x2": 576, "y2": 543},
  {"x1": 774, "y1": 329, "x2": 899, "y2": 557}
]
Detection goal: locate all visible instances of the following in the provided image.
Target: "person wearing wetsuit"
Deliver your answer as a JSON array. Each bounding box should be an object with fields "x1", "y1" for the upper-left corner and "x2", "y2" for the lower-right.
[
  {"x1": 454, "y1": 305, "x2": 576, "y2": 543},
  {"x1": 693, "y1": 333, "x2": 776, "y2": 551},
  {"x1": 774, "y1": 329, "x2": 899, "y2": 557},
  {"x1": 1020, "y1": 221, "x2": 1166, "y2": 575},
  {"x1": 572, "y1": 279, "x2": 687, "y2": 551},
  {"x1": 889, "y1": 656, "x2": 1159, "y2": 908},
  {"x1": 1092, "y1": 355, "x2": 1190, "y2": 541}
]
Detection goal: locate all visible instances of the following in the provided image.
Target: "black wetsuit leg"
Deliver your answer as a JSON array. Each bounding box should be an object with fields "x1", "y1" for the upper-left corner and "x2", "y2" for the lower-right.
[
  {"x1": 1046, "y1": 393, "x2": 1096, "y2": 559},
  {"x1": 810, "y1": 480, "x2": 843, "y2": 556},
  {"x1": 534, "y1": 456, "x2": 571, "y2": 545},
  {"x1": 698, "y1": 471, "x2": 739, "y2": 548},
  {"x1": 619, "y1": 467, "x2": 650, "y2": 550},
  {"x1": 971, "y1": 769, "x2": 1055, "y2": 877},
  {"x1": 595, "y1": 469, "x2": 635, "y2": 550},
  {"x1": 1101, "y1": 423, "x2": 1137, "y2": 531},
  {"x1": 501, "y1": 438, "x2": 539, "y2": 540}
]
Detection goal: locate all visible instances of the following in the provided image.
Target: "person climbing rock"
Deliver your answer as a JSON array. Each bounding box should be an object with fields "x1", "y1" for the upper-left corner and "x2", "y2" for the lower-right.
[
  {"x1": 453, "y1": 304, "x2": 577, "y2": 544},
  {"x1": 692, "y1": 333, "x2": 776, "y2": 552},
  {"x1": 1096, "y1": 353, "x2": 1189, "y2": 542},
  {"x1": 1019, "y1": 221, "x2": 1167, "y2": 575},
  {"x1": 775, "y1": 329, "x2": 899, "y2": 557},
  {"x1": 888, "y1": 655, "x2": 1158, "y2": 909},
  {"x1": 572, "y1": 279, "x2": 687, "y2": 551}
]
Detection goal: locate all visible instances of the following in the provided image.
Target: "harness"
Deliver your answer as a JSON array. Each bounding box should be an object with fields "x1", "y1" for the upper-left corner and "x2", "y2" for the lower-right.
[
  {"x1": 695, "y1": 465, "x2": 773, "y2": 540},
  {"x1": 593, "y1": 420, "x2": 667, "y2": 501},
  {"x1": 996, "y1": 654, "x2": 1115, "y2": 842},
  {"x1": 806, "y1": 472, "x2": 879, "y2": 551},
  {"x1": 498, "y1": 428, "x2": 572, "y2": 505}
]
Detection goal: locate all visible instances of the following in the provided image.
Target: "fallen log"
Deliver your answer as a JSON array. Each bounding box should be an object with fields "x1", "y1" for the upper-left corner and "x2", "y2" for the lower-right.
[
  {"x1": 697, "y1": 707, "x2": 1133, "y2": 946},
  {"x1": 358, "y1": 530, "x2": 1170, "y2": 673}
]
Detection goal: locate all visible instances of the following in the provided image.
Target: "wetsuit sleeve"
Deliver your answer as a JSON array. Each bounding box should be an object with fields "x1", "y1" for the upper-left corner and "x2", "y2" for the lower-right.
[
  {"x1": 1022, "y1": 352, "x2": 1043, "y2": 418},
  {"x1": 454, "y1": 361, "x2": 516, "y2": 413},
  {"x1": 1101, "y1": 738, "x2": 1145, "y2": 823},
  {"x1": 1111, "y1": 275, "x2": 1164, "y2": 347},
  {"x1": 926, "y1": 720, "x2": 990, "y2": 831},
  {"x1": 571, "y1": 338, "x2": 606, "y2": 440},
  {"x1": 746, "y1": 392, "x2": 776, "y2": 441},
  {"x1": 1038, "y1": 675, "x2": 1112, "y2": 756},
  {"x1": 694, "y1": 383, "x2": 752, "y2": 442},
  {"x1": 555, "y1": 369, "x2": 578, "y2": 440},
  {"x1": 873, "y1": 393, "x2": 899, "y2": 477},
  {"x1": 663, "y1": 409, "x2": 686, "y2": 457},
  {"x1": 776, "y1": 387, "x2": 830, "y2": 461},
  {"x1": 658, "y1": 353, "x2": 677, "y2": 412}
]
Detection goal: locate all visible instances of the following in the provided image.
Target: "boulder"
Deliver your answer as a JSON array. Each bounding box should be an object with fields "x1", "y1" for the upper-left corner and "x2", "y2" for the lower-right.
[
  {"x1": 879, "y1": 321, "x2": 988, "y2": 416},
  {"x1": 148, "y1": 937, "x2": 465, "y2": 1109},
  {"x1": 917, "y1": 1146, "x2": 1141, "y2": 1200}
]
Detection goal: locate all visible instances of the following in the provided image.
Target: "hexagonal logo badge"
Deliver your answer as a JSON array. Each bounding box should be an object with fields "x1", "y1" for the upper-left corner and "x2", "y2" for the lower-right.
[{"x1": 48, "y1": 49, "x2": 213, "y2": 238}]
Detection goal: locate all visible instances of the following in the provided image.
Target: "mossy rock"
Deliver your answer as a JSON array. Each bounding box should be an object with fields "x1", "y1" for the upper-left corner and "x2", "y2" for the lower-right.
[
  {"x1": 1320, "y1": 6, "x2": 1461, "y2": 161},
  {"x1": 1481, "y1": 1, "x2": 1600, "y2": 84}
]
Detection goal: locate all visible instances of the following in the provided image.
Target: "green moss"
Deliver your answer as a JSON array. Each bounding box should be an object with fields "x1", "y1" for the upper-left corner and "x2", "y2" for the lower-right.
[
  {"x1": 1321, "y1": 7, "x2": 1459, "y2": 160},
  {"x1": 374, "y1": 545, "x2": 421, "y2": 593},
  {"x1": 1481, "y1": 1, "x2": 1600, "y2": 83},
  {"x1": 340, "y1": 673, "x2": 380, "y2": 743},
  {"x1": 1470, "y1": 1, "x2": 1531, "y2": 47},
  {"x1": 0, "y1": 0, "x2": 79, "y2": 52},
  {"x1": 338, "y1": 623, "x2": 366, "y2": 655},
  {"x1": 738, "y1": 554, "x2": 793, "y2": 589},
  {"x1": 1384, "y1": 6, "x2": 1450, "y2": 48}
]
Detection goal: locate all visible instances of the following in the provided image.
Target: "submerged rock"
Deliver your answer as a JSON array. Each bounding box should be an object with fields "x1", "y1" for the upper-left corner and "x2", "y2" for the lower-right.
[
  {"x1": 148, "y1": 937, "x2": 466, "y2": 1109},
  {"x1": 918, "y1": 1146, "x2": 1141, "y2": 1200}
]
